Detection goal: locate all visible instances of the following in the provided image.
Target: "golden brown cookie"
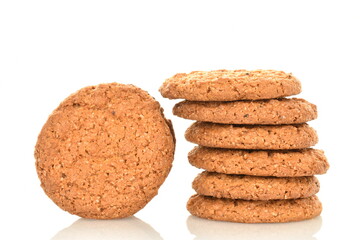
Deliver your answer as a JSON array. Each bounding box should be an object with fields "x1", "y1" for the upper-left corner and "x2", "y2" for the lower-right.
[
  {"x1": 189, "y1": 146, "x2": 329, "y2": 177},
  {"x1": 160, "y1": 69, "x2": 301, "y2": 101},
  {"x1": 173, "y1": 98, "x2": 317, "y2": 125},
  {"x1": 185, "y1": 122, "x2": 318, "y2": 150},
  {"x1": 35, "y1": 83, "x2": 175, "y2": 219},
  {"x1": 187, "y1": 194, "x2": 322, "y2": 223},
  {"x1": 193, "y1": 172, "x2": 320, "y2": 200}
]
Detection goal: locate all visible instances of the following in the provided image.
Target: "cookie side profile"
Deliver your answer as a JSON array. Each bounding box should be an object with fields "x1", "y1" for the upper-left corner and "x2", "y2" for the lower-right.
[
  {"x1": 187, "y1": 194, "x2": 322, "y2": 223},
  {"x1": 173, "y1": 98, "x2": 317, "y2": 125},
  {"x1": 185, "y1": 122, "x2": 318, "y2": 150},
  {"x1": 35, "y1": 83, "x2": 175, "y2": 219},
  {"x1": 193, "y1": 172, "x2": 320, "y2": 200},
  {"x1": 160, "y1": 69, "x2": 301, "y2": 101},
  {"x1": 188, "y1": 146, "x2": 329, "y2": 177}
]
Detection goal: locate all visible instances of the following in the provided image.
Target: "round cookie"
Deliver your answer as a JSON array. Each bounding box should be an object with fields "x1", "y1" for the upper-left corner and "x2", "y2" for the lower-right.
[
  {"x1": 173, "y1": 98, "x2": 317, "y2": 125},
  {"x1": 187, "y1": 194, "x2": 322, "y2": 223},
  {"x1": 185, "y1": 122, "x2": 318, "y2": 150},
  {"x1": 193, "y1": 172, "x2": 320, "y2": 200},
  {"x1": 188, "y1": 146, "x2": 329, "y2": 177},
  {"x1": 159, "y1": 69, "x2": 301, "y2": 101},
  {"x1": 35, "y1": 83, "x2": 175, "y2": 219}
]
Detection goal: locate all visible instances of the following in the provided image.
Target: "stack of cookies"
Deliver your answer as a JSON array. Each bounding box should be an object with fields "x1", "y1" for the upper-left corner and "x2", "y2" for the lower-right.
[{"x1": 160, "y1": 69, "x2": 329, "y2": 223}]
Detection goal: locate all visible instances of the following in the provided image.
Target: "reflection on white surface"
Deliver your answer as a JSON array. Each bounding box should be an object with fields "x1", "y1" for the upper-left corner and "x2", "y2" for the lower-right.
[
  {"x1": 187, "y1": 216, "x2": 322, "y2": 240},
  {"x1": 52, "y1": 217, "x2": 163, "y2": 240}
]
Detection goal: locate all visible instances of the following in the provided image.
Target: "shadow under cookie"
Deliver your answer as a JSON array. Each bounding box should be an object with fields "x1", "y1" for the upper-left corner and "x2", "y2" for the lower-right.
[
  {"x1": 52, "y1": 217, "x2": 163, "y2": 240},
  {"x1": 187, "y1": 215, "x2": 322, "y2": 240}
]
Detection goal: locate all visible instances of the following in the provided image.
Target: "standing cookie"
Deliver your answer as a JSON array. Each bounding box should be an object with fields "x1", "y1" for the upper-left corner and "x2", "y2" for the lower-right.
[
  {"x1": 35, "y1": 83, "x2": 175, "y2": 219},
  {"x1": 160, "y1": 69, "x2": 301, "y2": 101}
]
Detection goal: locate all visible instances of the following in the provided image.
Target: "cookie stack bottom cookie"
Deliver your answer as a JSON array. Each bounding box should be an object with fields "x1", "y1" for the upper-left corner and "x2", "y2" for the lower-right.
[
  {"x1": 160, "y1": 69, "x2": 329, "y2": 223},
  {"x1": 187, "y1": 194, "x2": 322, "y2": 223}
]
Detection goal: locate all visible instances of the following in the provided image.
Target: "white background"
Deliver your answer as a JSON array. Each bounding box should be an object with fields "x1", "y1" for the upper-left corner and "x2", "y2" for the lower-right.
[{"x1": 1, "y1": 0, "x2": 359, "y2": 239}]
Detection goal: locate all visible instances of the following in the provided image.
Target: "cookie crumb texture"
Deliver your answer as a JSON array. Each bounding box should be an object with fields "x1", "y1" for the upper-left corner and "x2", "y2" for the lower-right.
[
  {"x1": 173, "y1": 98, "x2": 317, "y2": 125},
  {"x1": 189, "y1": 146, "x2": 329, "y2": 177},
  {"x1": 35, "y1": 83, "x2": 175, "y2": 219},
  {"x1": 193, "y1": 172, "x2": 320, "y2": 200},
  {"x1": 160, "y1": 69, "x2": 301, "y2": 101},
  {"x1": 187, "y1": 194, "x2": 322, "y2": 223},
  {"x1": 185, "y1": 122, "x2": 318, "y2": 149}
]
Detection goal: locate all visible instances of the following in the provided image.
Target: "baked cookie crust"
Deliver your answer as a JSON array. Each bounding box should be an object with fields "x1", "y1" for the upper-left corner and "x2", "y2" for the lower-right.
[
  {"x1": 193, "y1": 171, "x2": 320, "y2": 200},
  {"x1": 160, "y1": 69, "x2": 301, "y2": 101},
  {"x1": 35, "y1": 83, "x2": 175, "y2": 219},
  {"x1": 173, "y1": 98, "x2": 317, "y2": 125},
  {"x1": 187, "y1": 194, "x2": 322, "y2": 223},
  {"x1": 185, "y1": 122, "x2": 318, "y2": 150},
  {"x1": 188, "y1": 146, "x2": 329, "y2": 177}
]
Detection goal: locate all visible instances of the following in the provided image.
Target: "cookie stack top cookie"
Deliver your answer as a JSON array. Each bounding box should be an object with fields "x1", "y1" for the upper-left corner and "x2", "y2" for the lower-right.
[{"x1": 160, "y1": 69, "x2": 301, "y2": 101}]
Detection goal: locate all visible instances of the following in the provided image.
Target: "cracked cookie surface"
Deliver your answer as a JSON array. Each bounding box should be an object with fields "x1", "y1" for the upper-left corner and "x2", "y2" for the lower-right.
[
  {"x1": 188, "y1": 146, "x2": 329, "y2": 176},
  {"x1": 193, "y1": 171, "x2": 320, "y2": 200},
  {"x1": 187, "y1": 194, "x2": 322, "y2": 223},
  {"x1": 160, "y1": 69, "x2": 301, "y2": 101},
  {"x1": 173, "y1": 98, "x2": 317, "y2": 125},
  {"x1": 35, "y1": 83, "x2": 175, "y2": 219},
  {"x1": 185, "y1": 122, "x2": 318, "y2": 149}
]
